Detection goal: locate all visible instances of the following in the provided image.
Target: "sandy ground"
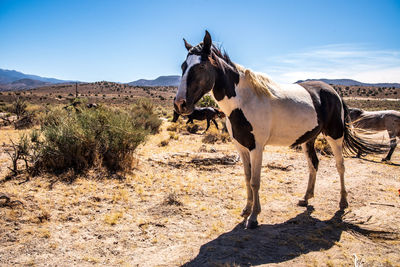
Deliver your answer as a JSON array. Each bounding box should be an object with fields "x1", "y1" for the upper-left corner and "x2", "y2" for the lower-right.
[{"x1": 0, "y1": 121, "x2": 399, "y2": 267}]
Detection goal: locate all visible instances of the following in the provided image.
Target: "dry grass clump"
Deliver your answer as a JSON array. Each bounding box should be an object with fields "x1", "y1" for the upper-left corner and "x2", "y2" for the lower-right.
[
  {"x1": 166, "y1": 124, "x2": 178, "y2": 132},
  {"x1": 290, "y1": 135, "x2": 333, "y2": 156},
  {"x1": 187, "y1": 124, "x2": 199, "y2": 134},
  {"x1": 0, "y1": 98, "x2": 44, "y2": 129},
  {"x1": 167, "y1": 120, "x2": 189, "y2": 133},
  {"x1": 104, "y1": 211, "x2": 123, "y2": 225},
  {"x1": 159, "y1": 139, "x2": 169, "y2": 147},
  {"x1": 169, "y1": 132, "x2": 179, "y2": 140},
  {"x1": 164, "y1": 193, "x2": 182, "y2": 206},
  {"x1": 202, "y1": 128, "x2": 230, "y2": 144}
]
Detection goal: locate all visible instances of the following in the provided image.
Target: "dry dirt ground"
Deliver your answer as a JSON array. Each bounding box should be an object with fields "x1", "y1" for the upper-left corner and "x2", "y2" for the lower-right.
[{"x1": 0, "y1": 120, "x2": 399, "y2": 267}]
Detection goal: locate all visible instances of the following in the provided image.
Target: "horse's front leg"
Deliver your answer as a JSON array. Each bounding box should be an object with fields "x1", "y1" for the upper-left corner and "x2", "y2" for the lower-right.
[
  {"x1": 236, "y1": 147, "x2": 252, "y2": 219},
  {"x1": 246, "y1": 146, "x2": 263, "y2": 229},
  {"x1": 204, "y1": 119, "x2": 211, "y2": 132},
  {"x1": 212, "y1": 119, "x2": 219, "y2": 129}
]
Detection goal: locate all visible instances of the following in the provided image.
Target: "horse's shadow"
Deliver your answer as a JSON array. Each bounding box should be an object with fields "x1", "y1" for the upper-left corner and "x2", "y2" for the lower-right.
[
  {"x1": 184, "y1": 206, "x2": 393, "y2": 266},
  {"x1": 354, "y1": 156, "x2": 400, "y2": 166}
]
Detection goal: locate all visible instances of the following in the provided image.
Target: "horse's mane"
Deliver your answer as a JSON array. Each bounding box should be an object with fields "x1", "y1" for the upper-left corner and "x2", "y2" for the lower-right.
[
  {"x1": 234, "y1": 64, "x2": 276, "y2": 98},
  {"x1": 190, "y1": 43, "x2": 275, "y2": 98}
]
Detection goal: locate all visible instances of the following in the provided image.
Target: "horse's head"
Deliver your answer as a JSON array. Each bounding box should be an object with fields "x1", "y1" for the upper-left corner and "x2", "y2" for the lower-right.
[
  {"x1": 215, "y1": 108, "x2": 225, "y2": 118},
  {"x1": 174, "y1": 31, "x2": 217, "y2": 115}
]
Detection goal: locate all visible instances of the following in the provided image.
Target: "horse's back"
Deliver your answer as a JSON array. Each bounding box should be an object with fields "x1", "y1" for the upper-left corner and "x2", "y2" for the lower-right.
[{"x1": 354, "y1": 110, "x2": 400, "y2": 132}]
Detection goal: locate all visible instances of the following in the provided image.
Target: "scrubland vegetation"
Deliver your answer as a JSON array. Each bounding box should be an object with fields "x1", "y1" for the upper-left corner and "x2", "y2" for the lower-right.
[{"x1": 0, "y1": 89, "x2": 399, "y2": 266}]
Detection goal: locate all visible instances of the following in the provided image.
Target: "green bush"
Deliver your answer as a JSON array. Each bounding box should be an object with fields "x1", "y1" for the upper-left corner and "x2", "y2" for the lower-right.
[
  {"x1": 31, "y1": 100, "x2": 161, "y2": 174},
  {"x1": 129, "y1": 98, "x2": 162, "y2": 134},
  {"x1": 198, "y1": 95, "x2": 218, "y2": 108}
]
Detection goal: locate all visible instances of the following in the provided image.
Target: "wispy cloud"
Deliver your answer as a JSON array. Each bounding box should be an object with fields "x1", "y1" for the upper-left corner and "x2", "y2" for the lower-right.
[{"x1": 262, "y1": 44, "x2": 400, "y2": 84}]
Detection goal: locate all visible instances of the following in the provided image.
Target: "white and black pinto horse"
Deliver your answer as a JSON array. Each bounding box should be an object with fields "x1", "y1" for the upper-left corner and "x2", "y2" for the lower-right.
[{"x1": 174, "y1": 31, "x2": 386, "y2": 229}]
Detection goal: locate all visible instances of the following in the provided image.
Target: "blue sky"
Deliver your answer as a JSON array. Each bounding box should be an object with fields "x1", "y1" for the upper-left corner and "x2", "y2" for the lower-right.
[{"x1": 1, "y1": 0, "x2": 399, "y2": 83}]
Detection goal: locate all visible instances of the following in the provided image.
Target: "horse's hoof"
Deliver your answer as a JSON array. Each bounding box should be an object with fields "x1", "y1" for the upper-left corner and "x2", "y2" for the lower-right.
[
  {"x1": 298, "y1": 199, "x2": 308, "y2": 207},
  {"x1": 382, "y1": 158, "x2": 389, "y2": 162},
  {"x1": 245, "y1": 220, "x2": 258, "y2": 229},
  {"x1": 240, "y1": 209, "x2": 251, "y2": 218},
  {"x1": 339, "y1": 200, "x2": 348, "y2": 210}
]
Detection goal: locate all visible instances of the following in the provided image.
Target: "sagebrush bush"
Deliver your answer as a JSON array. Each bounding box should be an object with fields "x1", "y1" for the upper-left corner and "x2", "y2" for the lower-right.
[
  {"x1": 292, "y1": 135, "x2": 333, "y2": 156},
  {"x1": 24, "y1": 100, "x2": 162, "y2": 174},
  {"x1": 314, "y1": 136, "x2": 333, "y2": 156},
  {"x1": 198, "y1": 95, "x2": 218, "y2": 108},
  {"x1": 129, "y1": 98, "x2": 162, "y2": 134}
]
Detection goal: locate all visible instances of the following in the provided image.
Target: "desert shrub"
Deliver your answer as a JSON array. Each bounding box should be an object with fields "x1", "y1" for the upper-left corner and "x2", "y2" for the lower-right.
[
  {"x1": 187, "y1": 124, "x2": 199, "y2": 134},
  {"x1": 314, "y1": 136, "x2": 333, "y2": 156},
  {"x1": 0, "y1": 103, "x2": 11, "y2": 113},
  {"x1": 202, "y1": 128, "x2": 230, "y2": 144},
  {"x1": 198, "y1": 95, "x2": 218, "y2": 108},
  {"x1": 11, "y1": 97, "x2": 27, "y2": 119},
  {"x1": 167, "y1": 124, "x2": 178, "y2": 132},
  {"x1": 14, "y1": 113, "x2": 35, "y2": 129},
  {"x1": 159, "y1": 139, "x2": 169, "y2": 147},
  {"x1": 5, "y1": 134, "x2": 31, "y2": 175},
  {"x1": 13, "y1": 100, "x2": 161, "y2": 175},
  {"x1": 202, "y1": 132, "x2": 219, "y2": 144},
  {"x1": 290, "y1": 136, "x2": 332, "y2": 156},
  {"x1": 129, "y1": 98, "x2": 162, "y2": 134},
  {"x1": 169, "y1": 132, "x2": 179, "y2": 140}
]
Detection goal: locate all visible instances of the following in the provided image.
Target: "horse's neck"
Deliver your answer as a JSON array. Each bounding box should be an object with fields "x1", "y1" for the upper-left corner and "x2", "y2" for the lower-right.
[{"x1": 212, "y1": 72, "x2": 257, "y2": 116}]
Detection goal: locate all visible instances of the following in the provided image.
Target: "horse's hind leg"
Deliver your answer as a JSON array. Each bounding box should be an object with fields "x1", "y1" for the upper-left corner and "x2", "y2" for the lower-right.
[
  {"x1": 326, "y1": 136, "x2": 348, "y2": 209},
  {"x1": 298, "y1": 139, "x2": 318, "y2": 207},
  {"x1": 382, "y1": 131, "x2": 397, "y2": 161}
]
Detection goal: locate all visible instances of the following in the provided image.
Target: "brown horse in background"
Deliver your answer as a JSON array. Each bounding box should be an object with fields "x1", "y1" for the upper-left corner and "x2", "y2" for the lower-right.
[
  {"x1": 349, "y1": 108, "x2": 400, "y2": 161},
  {"x1": 172, "y1": 106, "x2": 225, "y2": 132}
]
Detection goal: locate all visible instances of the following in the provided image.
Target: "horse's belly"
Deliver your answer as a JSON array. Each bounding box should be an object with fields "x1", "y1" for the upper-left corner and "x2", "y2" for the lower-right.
[
  {"x1": 264, "y1": 101, "x2": 319, "y2": 146},
  {"x1": 266, "y1": 123, "x2": 316, "y2": 146}
]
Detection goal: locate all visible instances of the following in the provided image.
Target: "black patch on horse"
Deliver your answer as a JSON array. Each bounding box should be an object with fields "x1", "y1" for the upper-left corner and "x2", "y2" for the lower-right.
[
  {"x1": 290, "y1": 125, "x2": 321, "y2": 148},
  {"x1": 305, "y1": 139, "x2": 319, "y2": 170},
  {"x1": 291, "y1": 81, "x2": 344, "y2": 147},
  {"x1": 213, "y1": 67, "x2": 239, "y2": 101},
  {"x1": 228, "y1": 108, "x2": 256, "y2": 151}
]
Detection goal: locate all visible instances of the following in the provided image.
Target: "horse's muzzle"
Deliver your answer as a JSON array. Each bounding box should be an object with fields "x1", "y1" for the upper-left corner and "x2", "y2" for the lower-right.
[{"x1": 174, "y1": 98, "x2": 190, "y2": 115}]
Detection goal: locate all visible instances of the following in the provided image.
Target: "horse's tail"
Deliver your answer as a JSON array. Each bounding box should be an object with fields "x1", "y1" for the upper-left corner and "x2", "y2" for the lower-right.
[{"x1": 342, "y1": 101, "x2": 388, "y2": 155}]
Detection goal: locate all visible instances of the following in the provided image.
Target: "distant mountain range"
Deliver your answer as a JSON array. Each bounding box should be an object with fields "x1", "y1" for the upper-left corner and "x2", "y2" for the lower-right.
[
  {"x1": 127, "y1": 75, "x2": 180, "y2": 86},
  {"x1": 0, "y1": 68, "x2": 77, "y2": 91},
  {"x1": 1, "y1": 67, "x2": 399, "y2": 91},
  {"x1": 296, "y1": 78, "x2": 400, "y2": 88},
  {"x1": 0, "y1": 69, "x2": 73, "y2": 84}
]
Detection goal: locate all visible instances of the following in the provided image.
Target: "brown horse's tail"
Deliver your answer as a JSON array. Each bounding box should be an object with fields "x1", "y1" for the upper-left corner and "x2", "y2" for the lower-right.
[{"x1": 342, "y1": 101, "x2": 388, "y2": 155}]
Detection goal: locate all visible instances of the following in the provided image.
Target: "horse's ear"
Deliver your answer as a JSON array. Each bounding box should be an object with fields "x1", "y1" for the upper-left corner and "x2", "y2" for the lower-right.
[
  {"x1": 202, "y1": 30, "x2": 212, "y2": 54},
  {"x1": 183, "y1": 38, "x2": 192, "y2": 51}
]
